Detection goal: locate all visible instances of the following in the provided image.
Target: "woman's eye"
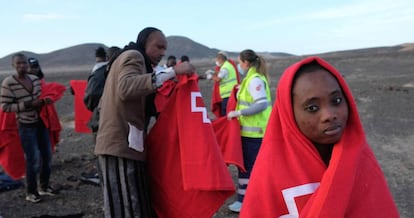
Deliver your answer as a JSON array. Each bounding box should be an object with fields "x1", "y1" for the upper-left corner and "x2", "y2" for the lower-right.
[
  {"x1": 305, "y1": 105, "x2": 319, "y2": 112},
  {"x1": 333, "y1": 97, "x2": 343, "y2": 105}
]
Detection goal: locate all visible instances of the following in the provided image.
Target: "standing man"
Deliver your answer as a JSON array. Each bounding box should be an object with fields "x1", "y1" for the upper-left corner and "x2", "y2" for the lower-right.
[
  {"x1": 82, "y1": 46, "x2": 121, "y2": 185},
  {"x1": 94, "y1": 27, "x2": 194, "y2": 217},
  {"x1": 208, "y1": 51, "x2": 239, "y2": 116},
  {"x1": 0, "y1": 53, "x2": 55, "y2": 203}
]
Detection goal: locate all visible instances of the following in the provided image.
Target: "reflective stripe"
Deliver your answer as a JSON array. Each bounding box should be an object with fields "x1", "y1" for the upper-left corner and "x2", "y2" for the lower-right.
[
  {"x1": 254, "y1": 97, "x2": 268, "y2": 103},
  {"x1": 239, "y1": 99, "x2": 269, "y2": 107},
  {"x1": 238, "y1": 100, "x2": 251, "y2": 107},
  {"x1": 238, "y1": 178, "x2": 249, "y2": 185},
  {"x1": 241, "y1": 125, "x2": 263, "y2": 133},
  {"x1": 220, "y1": 78, "x2": 237, "y2": 86},
  {"x1": 237, "y1": 189, "x2": 246, "y2": 195}
]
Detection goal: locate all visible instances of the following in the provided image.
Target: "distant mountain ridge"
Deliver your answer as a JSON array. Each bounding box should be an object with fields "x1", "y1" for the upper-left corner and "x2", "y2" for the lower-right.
[
  {"x1": 0, "y1": 36, "x2": 293, "y2": 73},
  {"x1": 0, "y1": 36, "x2": 412, "y2": 74}
]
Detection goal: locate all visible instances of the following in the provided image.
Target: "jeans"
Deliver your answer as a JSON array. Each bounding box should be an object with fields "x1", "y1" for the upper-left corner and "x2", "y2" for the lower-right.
[{"x1": 18, "y1": 123, "x2": 52, "y2": 194}]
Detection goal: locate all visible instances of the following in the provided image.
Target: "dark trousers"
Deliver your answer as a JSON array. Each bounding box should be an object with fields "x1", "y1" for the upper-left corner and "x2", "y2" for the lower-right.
[
  {"x1": 220, "y1": 97, "x2": 229, "y2": 117},
  {"x1": 98, "y1": 155, "x2": 155, "y2": 218},
  {"x1": 237, "y1": 137, "x2": 262, "y2": 202},
  {"x1": 18, "y1": 123, "x2": 52, "y2": 194}
]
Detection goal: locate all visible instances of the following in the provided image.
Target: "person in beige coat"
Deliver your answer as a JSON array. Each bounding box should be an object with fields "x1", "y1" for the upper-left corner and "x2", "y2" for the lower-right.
[{"x1": 94, "y1": 27, "x2": 194, "y2": 218}]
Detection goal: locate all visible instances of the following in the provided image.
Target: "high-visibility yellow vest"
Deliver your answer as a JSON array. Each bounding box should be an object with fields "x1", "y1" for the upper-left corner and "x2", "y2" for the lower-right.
[
  {"x1": 219, "y1": 61, "x2": 238, "y2": 98},
  {"x1": 236, "y1": 67, "x2": 272, "y2": 138}
]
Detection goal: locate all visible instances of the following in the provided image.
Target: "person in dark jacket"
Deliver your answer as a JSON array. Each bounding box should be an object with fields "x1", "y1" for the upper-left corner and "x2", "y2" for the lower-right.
[
  {"x1": 81, "y1": 46, "x2": 120, "y2": 186},
  {"x1": 84, "y1": 46, "x2": 121, "y2": 135}
]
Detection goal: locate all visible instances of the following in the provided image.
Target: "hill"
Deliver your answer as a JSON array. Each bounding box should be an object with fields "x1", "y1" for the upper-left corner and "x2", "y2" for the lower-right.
[
  {"x1": 0, "y1": 36, "x2": 412, "y2": 74},
  {"x1": 0, "y1": 36, "x2": 294, "y2": 74},
  {"x1": 0, "y1": 43, "x2": 106, "y2": 73}
]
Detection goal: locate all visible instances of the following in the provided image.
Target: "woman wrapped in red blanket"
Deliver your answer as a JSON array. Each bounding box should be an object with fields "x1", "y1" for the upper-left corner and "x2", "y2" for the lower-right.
[{"x1": 240, "y1": 56, "x2": 399, "y2": 217}]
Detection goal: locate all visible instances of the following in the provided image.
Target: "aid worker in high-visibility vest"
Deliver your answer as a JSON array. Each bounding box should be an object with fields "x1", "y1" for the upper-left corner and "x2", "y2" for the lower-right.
[
  {"x1": 210, "y1": 51, "x2": 239, "y2": 116},
  {"x1": 226, "y1": 49, "x2": 272, "y2": 213}
]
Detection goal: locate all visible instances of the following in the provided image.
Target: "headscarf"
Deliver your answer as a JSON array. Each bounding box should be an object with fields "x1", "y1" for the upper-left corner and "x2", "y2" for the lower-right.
[
  {"x1": 240, "y1": 56, "x2": 399, "y2": 217},
  {"x1": 107, "y1": 27, "x2": 161, "y2": 74},
  {"x1": 107, "y1": 27, "x2": 162, "y2": 121}
]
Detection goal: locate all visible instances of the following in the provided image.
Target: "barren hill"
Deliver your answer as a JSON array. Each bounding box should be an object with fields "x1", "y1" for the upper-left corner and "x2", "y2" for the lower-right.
[
  {"x1": 0, "y1": 36, "x2": 412, "y2": 75},
  {"x1": 0, "y1": 36, "x2": 294, "y2": 74}
]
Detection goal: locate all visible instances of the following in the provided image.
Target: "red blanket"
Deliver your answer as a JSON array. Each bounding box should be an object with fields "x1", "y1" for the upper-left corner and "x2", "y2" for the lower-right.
[
  {"x1": 0, "y1": 110, "x2": 25, "y2": 179},
  {"x1": 240, "y1": 56, "x2": 399, "y2": 217},
  {"x1": 0, "y1": 81, "x2": 66, "y2": 179},
  {"x1": 69, "y1": 80, "x2": 92, "y2": 133},
  {"x1": 211, "y1": 59, "x2": 240, "y2": 118},
  {"x1": 154, "y1": 79, "x2": 177, "y2": 113},
  {"x1": 212, "y1": 86, "x2": 245, "y2": 172},
  {"x1": 147, "y1": 74, "x2": 235, "y2": 218},
  {"x1": 40, "y1": 82, "x2": 66, "y2": 147}
]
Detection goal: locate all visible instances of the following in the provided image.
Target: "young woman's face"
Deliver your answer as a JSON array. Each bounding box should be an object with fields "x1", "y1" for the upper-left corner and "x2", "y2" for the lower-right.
[{"x1": 292, "y1": 69, "x2": 349, "y2": 145}]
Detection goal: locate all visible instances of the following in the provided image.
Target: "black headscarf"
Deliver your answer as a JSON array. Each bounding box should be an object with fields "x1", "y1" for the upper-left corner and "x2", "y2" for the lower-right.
[
  {"x1": 136, "y1": 27, "x2": 161, "y2": 73},
  {"x1": 107, "y1": 27, "x2": 161, "y2": 74}
]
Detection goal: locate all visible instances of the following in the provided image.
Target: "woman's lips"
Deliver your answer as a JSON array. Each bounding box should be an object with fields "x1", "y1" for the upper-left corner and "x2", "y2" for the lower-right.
[{"x1": 324, "y1": 125, "x2": 342, "y2": 136}]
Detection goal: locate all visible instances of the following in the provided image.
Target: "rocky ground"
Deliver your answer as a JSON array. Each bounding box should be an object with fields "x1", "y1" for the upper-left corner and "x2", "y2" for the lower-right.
[{"x1": 1, "y1": 51, "x2": 413, "y2": 217}]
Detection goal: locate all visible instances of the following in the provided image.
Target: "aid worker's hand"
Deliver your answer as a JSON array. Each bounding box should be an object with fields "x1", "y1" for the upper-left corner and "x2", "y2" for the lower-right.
[{"x1": 227, "y1": 110, "x2": 241, "y2": 120}]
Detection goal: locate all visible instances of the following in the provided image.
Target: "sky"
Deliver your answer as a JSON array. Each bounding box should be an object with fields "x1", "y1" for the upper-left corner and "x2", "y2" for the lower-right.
[{"x1": 0, "y1": 0, "x2": 413, "y2": 58}]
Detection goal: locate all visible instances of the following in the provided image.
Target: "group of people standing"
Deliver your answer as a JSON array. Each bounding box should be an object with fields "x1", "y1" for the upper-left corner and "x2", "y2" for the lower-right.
[{"x1": 1, "y1": 25, "x2": 399, "y2": 218}]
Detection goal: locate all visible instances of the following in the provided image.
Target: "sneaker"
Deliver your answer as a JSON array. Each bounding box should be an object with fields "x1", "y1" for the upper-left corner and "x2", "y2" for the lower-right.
[
  {"x1": 39, "y1": 187, "x2": 56, "y2": 196},
  {"x1": 26, "y1": 193, "x2": 41, "y2": 203},
  {"x1": 228, "y1": 201, "x2": 242, "y2": 213}
]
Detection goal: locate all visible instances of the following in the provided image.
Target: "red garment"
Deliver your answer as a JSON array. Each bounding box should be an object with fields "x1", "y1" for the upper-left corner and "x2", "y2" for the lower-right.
[
  {"x1": 212, "y1": 86, "x2": 245, "y2": 172},
  {"x1": 0, "y1": 82, "x2": 65, "y2": 179},
  {"x1": 155, "y1": 77, "x2": 245, "y2": 172},
  {"x1": 69, "y1": 80, "x2": 92, "y2": 133},
  {"x1": 40, "y1": 82, "x2": 66, "y2": 148},
  {"x1": 211, "y1": 59, "x2": 240, "y2": 118},
  {"x1": 154, "y1": 79, "x2": 177, "y2": 113},
  {"x1": 0, "y1": 109, "x2": 25, "y2": 179},
  {"x1": 147, "y1": 74, "x2": 235, "y2": 218},
  {"x1": 240, "y1": 57, "x2": 399, "y2": 217}
]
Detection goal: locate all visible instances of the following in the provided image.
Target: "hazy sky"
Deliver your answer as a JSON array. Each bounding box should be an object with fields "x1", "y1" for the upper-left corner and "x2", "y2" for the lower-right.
[{"x1": 1, "y1": 0, "x2": 413, "y2": 58}]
